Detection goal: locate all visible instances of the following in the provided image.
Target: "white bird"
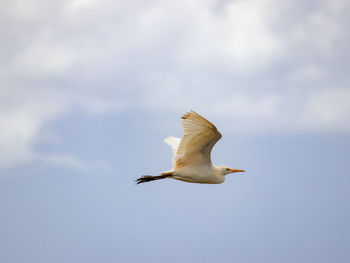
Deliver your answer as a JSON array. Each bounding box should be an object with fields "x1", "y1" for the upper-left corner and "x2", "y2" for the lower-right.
[{"x1": 136, "y1": 110, "x2": 245, "y2": 184}]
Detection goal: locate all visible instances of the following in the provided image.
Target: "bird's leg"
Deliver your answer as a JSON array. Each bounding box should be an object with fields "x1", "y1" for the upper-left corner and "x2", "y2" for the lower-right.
[{"x1": 136, "y1": 172, "x2": 173, "y2": 184}]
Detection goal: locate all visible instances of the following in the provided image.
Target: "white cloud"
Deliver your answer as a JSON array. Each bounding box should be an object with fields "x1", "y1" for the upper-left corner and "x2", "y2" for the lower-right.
[
  {"x1": 0, "y1": 0, "x2": 349, "y2": 170},
  {"x1": 65, "y1": 0, "x2": 97, "y2": 12},
  {"x1": 37, "y1": 153, "x2": 89, "y2": 170},
  {"x1": 13, "y1": 37, "x2": 76, "y2": 75},
  {"x1": 289, "y1": 65, "x2": 328, "y2": 83},
  {"x1": 0, "y1": 87, "x2": 66, "y2": 169},
  {"x1": 290, "y1": 0, "x2": 348, "y2": 58},
  {"x1": 303, "y1": 88, "x2": 350, "y2": 132},
  {"x1": 180, "y1": 0, "x2": 285, "y2": 72}
]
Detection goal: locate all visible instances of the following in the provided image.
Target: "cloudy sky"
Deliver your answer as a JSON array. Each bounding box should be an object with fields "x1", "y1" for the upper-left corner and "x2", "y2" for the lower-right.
[{"x1": 1, "y1": 0, "x2": 350, "y2": 262}]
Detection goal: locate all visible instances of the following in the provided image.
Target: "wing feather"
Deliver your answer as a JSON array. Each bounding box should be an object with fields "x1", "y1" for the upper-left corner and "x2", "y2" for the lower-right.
[{"x1": 173, "y1": 110, "x2": 221, "y2": 169}]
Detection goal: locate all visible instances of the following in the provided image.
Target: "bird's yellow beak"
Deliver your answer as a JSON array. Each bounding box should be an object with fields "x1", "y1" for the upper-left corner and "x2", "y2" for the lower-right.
[{"x1": 230, "y1": 169, "x2": 245, "y2": 173}]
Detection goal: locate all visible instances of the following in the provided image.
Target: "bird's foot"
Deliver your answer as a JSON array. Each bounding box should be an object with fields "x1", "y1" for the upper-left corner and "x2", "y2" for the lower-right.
[{"x1": 135, "y1": 175, "x2": 154, "y2": 184}]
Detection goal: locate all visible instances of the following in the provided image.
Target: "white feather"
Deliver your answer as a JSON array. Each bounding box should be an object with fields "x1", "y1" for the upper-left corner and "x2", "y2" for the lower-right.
[{"x1": 164, "y1": 136, "x2": 181, "y2": 156}]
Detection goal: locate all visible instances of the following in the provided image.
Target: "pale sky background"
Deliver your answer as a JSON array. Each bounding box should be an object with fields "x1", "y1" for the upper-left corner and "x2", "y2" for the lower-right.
[{"x1": 1, "y1": 0, "x2": 350, "y2": 262}]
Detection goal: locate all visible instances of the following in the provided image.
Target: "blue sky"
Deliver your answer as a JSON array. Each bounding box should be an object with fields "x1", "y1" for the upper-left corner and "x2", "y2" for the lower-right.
[{"x1": 1, "y1": 0, "x2": 350, "y2": 262}]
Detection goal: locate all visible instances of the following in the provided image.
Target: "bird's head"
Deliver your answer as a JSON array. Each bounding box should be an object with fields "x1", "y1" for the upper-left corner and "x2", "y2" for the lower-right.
[{"x1": 216, "y1": 165, "x2": 245, "y2": 176}]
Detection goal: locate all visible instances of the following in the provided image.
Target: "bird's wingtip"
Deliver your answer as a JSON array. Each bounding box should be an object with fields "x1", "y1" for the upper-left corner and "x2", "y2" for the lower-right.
[{"x1": 181, "y1": 110, "x2": 194, "y2": 119}]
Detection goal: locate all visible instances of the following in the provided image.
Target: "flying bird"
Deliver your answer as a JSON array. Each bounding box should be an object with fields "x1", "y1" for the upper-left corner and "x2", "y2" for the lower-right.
[{"x1": 136, "y1": 110, "x2": 245, "y2": 184}]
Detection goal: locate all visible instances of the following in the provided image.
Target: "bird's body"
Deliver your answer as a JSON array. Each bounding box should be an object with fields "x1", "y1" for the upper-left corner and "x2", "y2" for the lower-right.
[
  {"x1": 136, "y1": 110, "x2": 245, "y2": 184},
  {"x1": 169, "y1": 165, "x2": 225, "y2": 184}
]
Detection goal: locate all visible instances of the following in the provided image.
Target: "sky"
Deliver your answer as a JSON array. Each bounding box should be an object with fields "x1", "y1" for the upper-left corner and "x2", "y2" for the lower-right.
[{"x1": 1, "y1": 0, "x2": 350, "y2": 262}]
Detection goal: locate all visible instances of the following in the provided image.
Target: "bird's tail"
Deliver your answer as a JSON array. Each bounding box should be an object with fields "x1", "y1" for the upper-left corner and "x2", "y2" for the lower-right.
[{"x1": 136, "y1": 172, "x2": 173, "y2": 184}]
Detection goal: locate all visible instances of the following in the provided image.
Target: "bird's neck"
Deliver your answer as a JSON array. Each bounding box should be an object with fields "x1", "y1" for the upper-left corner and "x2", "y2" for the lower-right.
[{"x1": 214, "y1": 166, "x2": 225, "y2": 176}]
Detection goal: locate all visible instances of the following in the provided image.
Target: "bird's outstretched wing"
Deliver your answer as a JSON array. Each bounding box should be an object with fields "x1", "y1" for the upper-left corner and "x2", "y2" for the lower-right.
[{"x1": 173, "y1": 110, "x2": 222, "y2": 169}]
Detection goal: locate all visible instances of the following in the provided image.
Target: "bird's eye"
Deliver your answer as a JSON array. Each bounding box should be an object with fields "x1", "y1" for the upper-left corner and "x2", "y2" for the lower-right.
[{"x1": 226, "y1": 168, "x2": 230, "y2": 171}]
